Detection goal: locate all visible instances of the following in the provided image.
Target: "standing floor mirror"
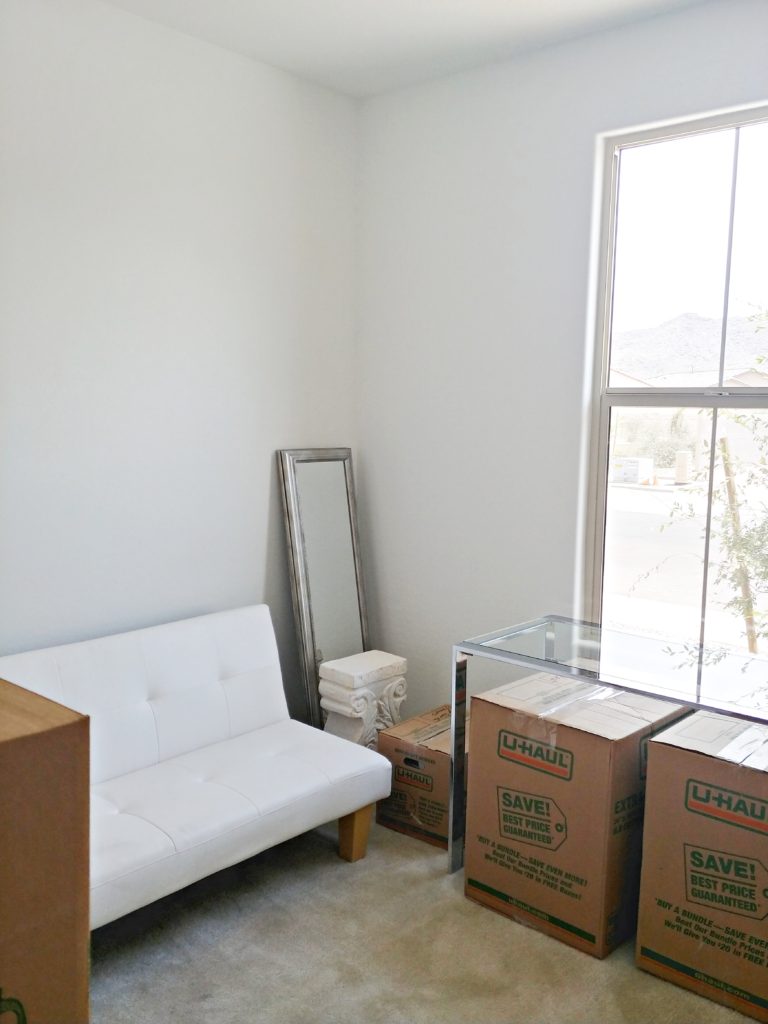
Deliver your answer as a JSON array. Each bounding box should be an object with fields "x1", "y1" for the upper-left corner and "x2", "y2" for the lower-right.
[{"x1": 277, "y1": 448, "x2": 369, "y2": 727}]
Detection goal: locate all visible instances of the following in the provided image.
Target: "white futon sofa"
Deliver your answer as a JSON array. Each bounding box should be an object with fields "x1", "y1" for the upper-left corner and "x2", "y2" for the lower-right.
[{"x1": 0, "y1": 605, "x2": 391, "y2": 929}]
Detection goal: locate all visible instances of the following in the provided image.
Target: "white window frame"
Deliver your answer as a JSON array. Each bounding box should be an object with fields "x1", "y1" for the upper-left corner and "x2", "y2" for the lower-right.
[{"x1": 584, "y1": 102, "x2": 768, "y2": 639}]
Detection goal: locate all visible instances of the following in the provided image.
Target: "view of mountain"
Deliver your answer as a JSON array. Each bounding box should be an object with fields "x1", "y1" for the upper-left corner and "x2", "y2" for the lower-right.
[{"x1": 611, "y1": 313, "x2": 768, "y2": 383}]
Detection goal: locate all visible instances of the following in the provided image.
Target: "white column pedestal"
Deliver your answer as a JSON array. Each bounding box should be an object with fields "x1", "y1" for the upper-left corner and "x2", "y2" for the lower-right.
[{"x1": 319, "y1": 650, "x2": 407, "y2": 748}]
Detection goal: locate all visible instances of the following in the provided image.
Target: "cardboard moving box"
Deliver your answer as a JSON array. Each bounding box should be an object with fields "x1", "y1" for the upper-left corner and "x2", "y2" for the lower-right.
[
  {"x1": 0, "y1": 678, "x2": 89, "y2": 1024},
  {"x1": 465, "y1": 674, "x2": 687, "y2": 958},
  {"x1": 377, "y1": 705, "x2": 458, "y2": 848},
  {"x1": 637, "y1": 711, "x2": 768, "y2": 1021}
]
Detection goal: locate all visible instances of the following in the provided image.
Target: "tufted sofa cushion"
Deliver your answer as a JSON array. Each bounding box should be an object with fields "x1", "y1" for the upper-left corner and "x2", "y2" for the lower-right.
[
  {"x1": 0, "y1": 605, "x2": 289, "y2": 784},
  {"x1": 0, "y1": 605, "x2": 392, "y2": 927}
]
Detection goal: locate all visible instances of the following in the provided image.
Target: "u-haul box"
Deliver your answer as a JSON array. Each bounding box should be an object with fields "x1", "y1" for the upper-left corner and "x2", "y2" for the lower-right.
[
  {"x1": 0, "y1": 678, "x2": 89, "y2": 1024},
  {"x1": 637, "y1": 711, "x2": 768, "y2": 1021},
  {"x1": 465, "y1": 674, "x2": 687, "y2": 958},
  {"x1": 377, "y1": 705, "x2": 460, "y2": 848}
]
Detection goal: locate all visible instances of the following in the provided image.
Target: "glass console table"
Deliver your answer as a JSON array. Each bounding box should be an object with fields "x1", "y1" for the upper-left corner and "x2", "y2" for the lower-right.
[{"x1": 448, "y1": 614, "x2": 768, "y2": 872}]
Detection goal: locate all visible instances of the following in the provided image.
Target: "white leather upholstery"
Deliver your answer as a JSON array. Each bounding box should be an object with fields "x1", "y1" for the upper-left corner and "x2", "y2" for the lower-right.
[{"x1": 0, "y1": 606, "x2": 391, "y2": 928}]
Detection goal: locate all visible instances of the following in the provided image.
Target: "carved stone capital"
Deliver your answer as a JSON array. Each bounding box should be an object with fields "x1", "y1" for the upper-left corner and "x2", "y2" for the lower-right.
[
  {"x1": 319, "y1": 678, "x2": 379, "y2": 746},
  {"x1": 319, "y1": 651, "x2": 408, "y2": 748},
  {"x1": 375, "y1": 676, "x2": 407, "y2": 733}
]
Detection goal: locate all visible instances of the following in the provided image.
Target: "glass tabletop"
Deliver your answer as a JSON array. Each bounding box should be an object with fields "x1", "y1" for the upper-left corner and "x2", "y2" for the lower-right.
[{"x1": 459, "y1": 614, "x2": 768, "y2": 724}]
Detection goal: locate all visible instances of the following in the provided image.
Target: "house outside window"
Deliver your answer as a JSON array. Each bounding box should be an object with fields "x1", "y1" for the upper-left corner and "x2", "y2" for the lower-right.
[{"x1": 586, "y1": 104, "x2": 768, "y2": 708}]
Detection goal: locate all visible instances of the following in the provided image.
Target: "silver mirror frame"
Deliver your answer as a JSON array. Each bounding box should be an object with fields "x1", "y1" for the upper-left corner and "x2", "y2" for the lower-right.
[{"x1": 277, "y1": 447, "x2": 369, "y2": 727}]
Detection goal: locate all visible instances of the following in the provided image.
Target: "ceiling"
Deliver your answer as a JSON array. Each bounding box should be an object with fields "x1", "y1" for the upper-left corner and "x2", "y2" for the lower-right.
[{"x1": 102, "y1": 0, "x2": 708, "y2": 97}]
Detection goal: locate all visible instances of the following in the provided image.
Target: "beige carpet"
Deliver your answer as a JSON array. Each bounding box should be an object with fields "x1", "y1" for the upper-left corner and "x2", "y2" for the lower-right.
[{"x1": 91, "y1": 823, "x2": 743, "y2": 1023}]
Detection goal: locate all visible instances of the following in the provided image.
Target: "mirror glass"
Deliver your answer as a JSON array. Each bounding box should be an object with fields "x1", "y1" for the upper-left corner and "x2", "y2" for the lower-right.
[
  {"x1": 278, "y1": 448, "x2": 368, "y2": 726},
  {"x1": 295, "y1": 460, "x2": 363, "y2": 663}
]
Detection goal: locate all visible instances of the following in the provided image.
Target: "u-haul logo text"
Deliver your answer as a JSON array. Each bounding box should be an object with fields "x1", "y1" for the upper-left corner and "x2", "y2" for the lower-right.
[
  {"x1": 685, "y1": 779, "x2": 768, "y2": 836},
  {"x1": 395, "y1": 765, "x2": 433, "y2": 792},
  {"x1": 497, "y1": 731, "x2": 573, "y2": 780}
]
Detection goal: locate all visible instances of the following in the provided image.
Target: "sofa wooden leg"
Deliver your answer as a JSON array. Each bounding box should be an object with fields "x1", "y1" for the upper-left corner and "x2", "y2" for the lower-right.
[{"x1": 338, "y1": 803, "x2": 374, "y2": 862}]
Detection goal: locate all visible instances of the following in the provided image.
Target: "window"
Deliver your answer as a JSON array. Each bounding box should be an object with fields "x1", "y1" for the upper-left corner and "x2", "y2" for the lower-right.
[{"x1": 587, "y1": 106, "x2": 768, "y2": 705}]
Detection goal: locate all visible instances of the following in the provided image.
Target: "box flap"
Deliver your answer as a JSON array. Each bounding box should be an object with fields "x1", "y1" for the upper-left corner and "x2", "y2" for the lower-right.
[
  {"x1": 425, "y1": 728, "x2": 453, "y2": 755},
  {"x1": 474, "y1": 673, "x2": 686, "y2": 740},
  {"x1": 651, "y1": 710, "x2": 768, "y2": 765},
  {"x1": 380, "y1": 704, "x2": 452, "y2": 748}
]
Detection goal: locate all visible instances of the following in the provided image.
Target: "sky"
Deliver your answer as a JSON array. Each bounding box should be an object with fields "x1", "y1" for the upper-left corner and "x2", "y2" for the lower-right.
[{"x1": 611, "y1": 119, "x2": 768, "y2": 335}]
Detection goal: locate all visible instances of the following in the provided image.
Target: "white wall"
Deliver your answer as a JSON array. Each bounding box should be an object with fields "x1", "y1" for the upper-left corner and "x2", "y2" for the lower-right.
[
  {"x1": 0, "y1": 0, "x2": 357, "y2": 717},
  {"x1": 4, "y1": 0, "x2": 768, "y2": 723},
  {"x1": 357, "y1": 0, "x2": 768, "y2": 714}
]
